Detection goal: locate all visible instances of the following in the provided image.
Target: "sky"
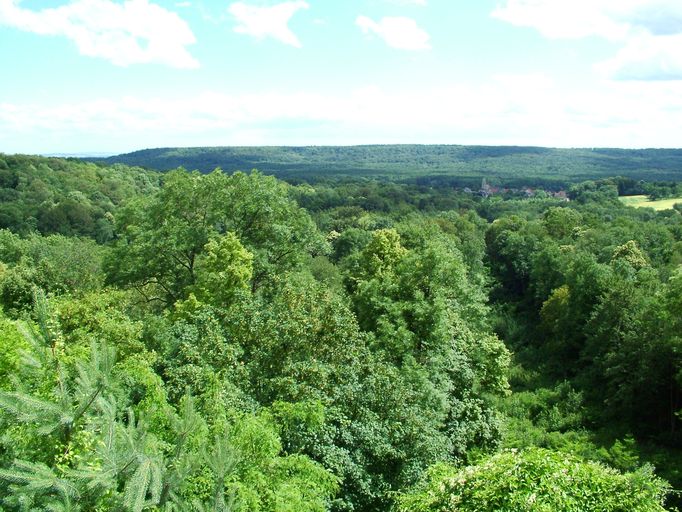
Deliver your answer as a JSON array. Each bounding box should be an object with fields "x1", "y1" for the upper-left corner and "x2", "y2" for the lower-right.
[{"x1": 2, "y1": 0, "x2": 682, "y2": 154}]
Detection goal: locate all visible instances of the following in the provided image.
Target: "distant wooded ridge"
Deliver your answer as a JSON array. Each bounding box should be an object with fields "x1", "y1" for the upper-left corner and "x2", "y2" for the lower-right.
[{"x1": 92, "y1": 145, "x2": 682, "y2": 187}]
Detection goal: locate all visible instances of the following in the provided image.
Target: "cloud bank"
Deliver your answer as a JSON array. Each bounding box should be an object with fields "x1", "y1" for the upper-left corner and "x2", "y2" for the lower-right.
[{"x1": 4, "y1": 77, "x2": 682, "y2": 152}]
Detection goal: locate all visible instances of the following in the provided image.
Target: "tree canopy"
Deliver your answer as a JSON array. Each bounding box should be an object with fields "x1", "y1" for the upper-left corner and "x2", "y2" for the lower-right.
[{"x1": 0, "y1": 154, "x2": 680, "y2": 511}]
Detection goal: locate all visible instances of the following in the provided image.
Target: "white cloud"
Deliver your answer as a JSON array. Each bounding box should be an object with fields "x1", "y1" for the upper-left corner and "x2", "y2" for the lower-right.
[
  {"x1": 597, "y1": 34, "x2": 682, "y2": 80},
  {"x1": 492, "y1": 0, "x2": 682, "y2": 80},
  {"x1": 228, "y1": 1, "x2": 308, "y2": 48},
  {"x1": 609, "y1": 0, "x2": 682, "y2": 36},
  {"x1": 0, "y1": 0, "x2": 198, "y2": 68},
  {"x1": 5, "y1": 77, "x2": 682, "y2": 152},
  {"x1": 493, "y1": 0, "x2": 682, "y2": 40},
  {"x1": 491, "y1": 0, "x2": 629, "y2": 40},
  {"x1": 356, "y1": 15, "x2": 430, "y2": 50}
]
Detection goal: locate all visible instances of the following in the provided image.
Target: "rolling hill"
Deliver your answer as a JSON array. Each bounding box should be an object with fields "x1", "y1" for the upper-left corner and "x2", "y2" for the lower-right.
[{"x1": 95, "y1": 145, "x2": 682, "y2": 187}]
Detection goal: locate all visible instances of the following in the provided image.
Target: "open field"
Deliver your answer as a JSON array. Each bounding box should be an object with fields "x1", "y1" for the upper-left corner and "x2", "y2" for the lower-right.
[{"x1": 620, "y1": 195, "x2": 682, "y2": 210}]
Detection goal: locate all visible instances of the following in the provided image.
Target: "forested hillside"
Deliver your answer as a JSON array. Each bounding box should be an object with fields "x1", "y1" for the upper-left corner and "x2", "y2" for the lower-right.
[
  {"x1": 97, "y1": 145, "x2": 682, "y2": 186},
  {"x1": 0, "y1": 155, "x2": 160, "y2": 240},
  {"x1": 0, "y1": 155, "x2": 680, "y2": 511}
]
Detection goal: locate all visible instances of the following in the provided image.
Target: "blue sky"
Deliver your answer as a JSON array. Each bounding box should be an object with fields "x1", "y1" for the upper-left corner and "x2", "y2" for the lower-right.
[{"x1": 1, "y1": 0, "x2": 682, "y2": 154}]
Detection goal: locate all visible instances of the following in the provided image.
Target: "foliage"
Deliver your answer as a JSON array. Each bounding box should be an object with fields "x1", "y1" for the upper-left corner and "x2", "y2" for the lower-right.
[
  {"x1": 191, "y1": 233, "x2": 253, "y2": 308},
  {"x1": 0, "y1": 301, "x2": 337, "y2": 511},
  {"x1": 105, "y1": 169, "x2": 326, "y2": 306},
  {"x1": 0, "y1": 154, "x2": 159, "y2": 239},
  {"x1": 0, "y1": 316, "x2": 30, "y2": 392},
  {"x1": 0, "y1": 230, "x2": 105, "y2": 316},
  {"x1": 397, "y1": 448, "x2": 670, "y2": 512}
]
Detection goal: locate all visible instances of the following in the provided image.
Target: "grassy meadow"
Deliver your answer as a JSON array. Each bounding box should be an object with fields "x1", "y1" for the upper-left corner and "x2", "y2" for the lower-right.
[{"x1": 620, "y1": 194, "x2": 682, "y2": 210}]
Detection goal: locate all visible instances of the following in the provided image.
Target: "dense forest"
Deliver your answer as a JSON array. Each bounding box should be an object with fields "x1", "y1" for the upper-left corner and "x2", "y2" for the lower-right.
[
  {"x1": 0, "y1": 153, "x2": 681, "y2": 511},
  {"x1": 97, "y1": 145, "x2": 682, "y2": 188}
]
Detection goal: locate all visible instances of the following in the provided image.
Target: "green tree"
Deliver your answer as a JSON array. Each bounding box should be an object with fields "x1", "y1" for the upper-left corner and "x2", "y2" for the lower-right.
[
  {"x1": 485, "y1": 216, "x2": 545, "y2": 299},
  {"x1": 190, "y1": 233, "x2": 253, "y2": 308},
  {"x1": 106, "y1": 170, "x2": 326, "y2": 306},
  {"x1": 542, "y1": 206, "x2": 582, "y2": 240}
]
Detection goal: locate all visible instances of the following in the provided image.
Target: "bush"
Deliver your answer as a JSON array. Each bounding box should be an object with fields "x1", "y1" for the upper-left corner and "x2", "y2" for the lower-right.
[{"x1": 397, "y1": 447, "x2": 670, "y2": 512}]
